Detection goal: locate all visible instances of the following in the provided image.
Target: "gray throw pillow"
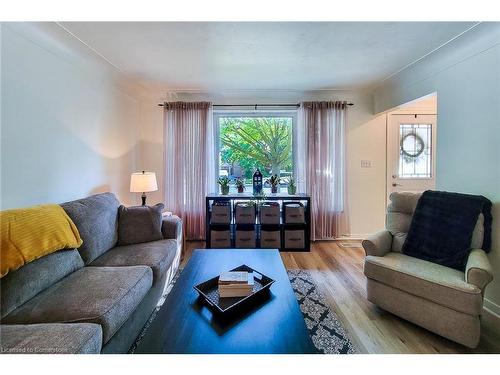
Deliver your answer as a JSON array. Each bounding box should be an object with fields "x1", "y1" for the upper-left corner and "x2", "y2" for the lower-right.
[{"x1": 117, "y1": 203, "x2": 164, "y2": 245}]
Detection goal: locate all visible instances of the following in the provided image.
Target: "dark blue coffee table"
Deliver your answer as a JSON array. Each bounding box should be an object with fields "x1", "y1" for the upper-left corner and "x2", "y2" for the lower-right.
[{"x1": 134, "y1": 249, "x2": 316, "y2": 354}]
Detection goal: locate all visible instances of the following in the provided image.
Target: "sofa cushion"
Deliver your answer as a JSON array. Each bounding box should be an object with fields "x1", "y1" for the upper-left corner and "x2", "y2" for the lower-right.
[
  {"x1": 90, "y1": 239, "x2": 177, "y2": 285},
  {"x1": 161, "y1": 215, "x2": 183, "y2": 241},
  {"x1": 61, "y1": 193, "x2": 120, "y2": 264},
  {"x1": 1, "y1": 249, "x2": 84, "y2": 319},
  {"x1": 0, "y1": 323, "x2": 102, "y2": 354},
  {"x1": 3, "y1": 266, "x2": 152, "y2": 343},
  {"x1": 117, "y1": 204, "x2": 164, "y2": 246},
  {"x1": 364, "y1": 253, "x2": 483, "y2": 315}
]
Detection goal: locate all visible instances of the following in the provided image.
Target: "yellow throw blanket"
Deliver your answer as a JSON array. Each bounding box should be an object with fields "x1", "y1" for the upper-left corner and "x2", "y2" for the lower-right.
[{"x1": 1, "y1": 204, "x2": 83, "y2": 278}]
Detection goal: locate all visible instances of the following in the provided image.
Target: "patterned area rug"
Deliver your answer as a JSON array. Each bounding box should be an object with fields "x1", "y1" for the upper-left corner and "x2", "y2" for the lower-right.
[
  {"x1": 288, "y1": 269, "x2": 356, "y2": 354},
  {"x1": 130, "y1": 269, "x2": 356, "y2": 354}
]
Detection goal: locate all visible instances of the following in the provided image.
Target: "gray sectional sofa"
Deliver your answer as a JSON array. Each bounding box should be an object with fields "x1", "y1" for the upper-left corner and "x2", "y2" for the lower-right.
[{"x1": 0, "y1": 193, "x2": 182, "y2": 354}]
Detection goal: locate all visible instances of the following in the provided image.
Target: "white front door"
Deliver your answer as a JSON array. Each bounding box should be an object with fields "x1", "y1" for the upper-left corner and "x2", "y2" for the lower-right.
[{"x1": 387, "y1": 114, "x2": 437, "y2": 201}]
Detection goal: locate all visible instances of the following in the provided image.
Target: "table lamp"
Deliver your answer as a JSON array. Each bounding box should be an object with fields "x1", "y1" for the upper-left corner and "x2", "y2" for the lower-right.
[{"x1": 130, "y1": 171, "x2": 158, "y2": 205}]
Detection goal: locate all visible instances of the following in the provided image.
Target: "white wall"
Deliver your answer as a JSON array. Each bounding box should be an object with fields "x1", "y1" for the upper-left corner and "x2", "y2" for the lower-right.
[
  {"x1": 137, "y1": 89, "x2": 387, "y2": 238},
  {"x1": 373, "y1": 23, "x2": 500, "y2": 315},
  {"x1": 1, "y1": 23, "x2": 142, "y2": 208}
]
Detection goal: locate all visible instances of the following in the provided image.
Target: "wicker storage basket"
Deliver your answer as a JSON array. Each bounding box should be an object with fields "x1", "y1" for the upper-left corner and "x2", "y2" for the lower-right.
[
  {"x1": 210, "y1": 228, "x2": 231, "y2": 248},
  {"x1": 211, "y1": 202, "x2": 231, "y2": 224},
  {"x1": 284, "y1": 229, "x2": 305, "y2": 249},
  {"x1": 283, "y1": 202, "x2": 305, "y2": 224},
  {"x1": 235, "y1": 227, "x2": 256, "y2": 248},
  {"x1": 260, "y1": 228, "x2": 281, "y2": 248},
  {"x1": 259, "y1": 202, "x2": 280, "y2": 225},
  {"x1": 235, "y1": 202, "x2": 256, "y2": 224}
]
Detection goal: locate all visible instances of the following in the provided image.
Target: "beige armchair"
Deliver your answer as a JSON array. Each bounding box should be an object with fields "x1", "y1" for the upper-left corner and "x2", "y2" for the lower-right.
[{"x1": 362, "y1": 192, "x2": 493, "y2": 348}]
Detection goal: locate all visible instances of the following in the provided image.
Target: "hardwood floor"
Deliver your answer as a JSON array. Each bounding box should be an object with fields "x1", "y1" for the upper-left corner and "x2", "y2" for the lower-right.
[{"x1": 183, "y1": 240, "x2": 500, "y2": 354}]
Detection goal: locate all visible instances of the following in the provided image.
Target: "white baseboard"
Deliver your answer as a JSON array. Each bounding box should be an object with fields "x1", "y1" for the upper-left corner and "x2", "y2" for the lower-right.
[
  {"x1": 335, "y1": 234, "x2": 369, "y2": 240},
  {"x1": 484, "y1": 298, "x2": 500, "y2": 319}
]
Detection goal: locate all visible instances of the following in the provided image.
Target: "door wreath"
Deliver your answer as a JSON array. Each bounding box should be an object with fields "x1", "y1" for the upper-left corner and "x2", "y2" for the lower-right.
[{"x1": 400, "y1": 132, "x2": 425, "y2": 162}]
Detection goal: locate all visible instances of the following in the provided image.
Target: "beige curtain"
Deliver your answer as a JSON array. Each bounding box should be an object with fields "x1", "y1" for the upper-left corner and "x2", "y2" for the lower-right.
[
  {"x1": 163, "y1": 102, "x2": 216, "y2": 240},
  {"x1": 296, "y1": 101, "x2": 349, "y2": 240}
]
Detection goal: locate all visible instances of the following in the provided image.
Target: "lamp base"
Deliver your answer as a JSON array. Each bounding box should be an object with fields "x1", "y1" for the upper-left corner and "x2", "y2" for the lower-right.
[{"x1": 141, "y1": 193, "x2": 147, "y2": 206}]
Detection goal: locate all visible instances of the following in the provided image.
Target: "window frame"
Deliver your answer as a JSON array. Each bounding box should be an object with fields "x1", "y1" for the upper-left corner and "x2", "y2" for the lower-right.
[
  {"x1": 213, "y1": 110, "x2": 298, "y2": 187},
  {"x1": 397, "y1": 122, "x2": 433, "y2": 179}
]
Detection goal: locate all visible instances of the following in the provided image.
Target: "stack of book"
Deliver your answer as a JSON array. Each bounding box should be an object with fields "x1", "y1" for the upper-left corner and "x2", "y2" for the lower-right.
[{"x1": 218, "y1": 271, "x2": 255, "y2": 298}]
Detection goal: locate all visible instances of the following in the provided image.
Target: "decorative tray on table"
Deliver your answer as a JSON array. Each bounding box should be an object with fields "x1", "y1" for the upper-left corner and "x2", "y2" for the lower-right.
[{"x1": 193, "y1": 264, "x2": 275, "y2": 314}]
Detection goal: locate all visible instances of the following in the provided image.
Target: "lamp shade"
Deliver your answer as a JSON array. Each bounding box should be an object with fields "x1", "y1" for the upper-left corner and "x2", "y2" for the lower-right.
[{"x1": 130, "y1": 171, "x2": 158, "y2": 193}]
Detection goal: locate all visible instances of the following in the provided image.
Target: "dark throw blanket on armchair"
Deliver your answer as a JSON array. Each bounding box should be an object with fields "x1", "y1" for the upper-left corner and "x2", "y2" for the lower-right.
[{"x1": 402, "y1": 190, "x2": 492, "y2": 271}]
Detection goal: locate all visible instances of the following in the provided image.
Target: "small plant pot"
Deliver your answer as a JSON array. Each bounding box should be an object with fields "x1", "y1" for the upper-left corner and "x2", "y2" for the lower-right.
[
  {"x1": 237, "y1": 186, "x2": 244, "y2": 193},
  {"x1": 271, "y1": 186, "x2": 278, "y2": 194},
  {"x1": 287, "y1": 186, "x2": 297, "y2": 195},
  {"x1": 220, "y1": 185, "x2": 230, "y2": 195}
]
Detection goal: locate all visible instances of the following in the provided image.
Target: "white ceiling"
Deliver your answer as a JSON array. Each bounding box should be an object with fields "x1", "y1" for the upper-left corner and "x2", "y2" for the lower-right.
[{"x1": 60, "y1": 22, "x2": 476, "y2": 91}]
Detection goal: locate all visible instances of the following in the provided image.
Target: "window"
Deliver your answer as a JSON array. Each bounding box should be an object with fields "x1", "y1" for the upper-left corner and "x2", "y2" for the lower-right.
[
  {"x1": 399, "y1": 123, "x2": 432, "y2": 178},
  {"x1": 214, "y1": 112, "x2": 296, "y2": 193}
]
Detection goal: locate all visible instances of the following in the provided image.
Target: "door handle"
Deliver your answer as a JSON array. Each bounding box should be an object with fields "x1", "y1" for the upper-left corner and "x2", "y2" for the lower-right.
[{"x1": 392, "y1": 183, "x2": 402, "y2": 187}]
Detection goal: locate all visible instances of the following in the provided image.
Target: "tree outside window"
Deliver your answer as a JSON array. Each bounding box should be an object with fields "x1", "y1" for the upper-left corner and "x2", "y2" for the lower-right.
[{"x1": 217, "y1": 115, "x2": 294, "y2": 190}]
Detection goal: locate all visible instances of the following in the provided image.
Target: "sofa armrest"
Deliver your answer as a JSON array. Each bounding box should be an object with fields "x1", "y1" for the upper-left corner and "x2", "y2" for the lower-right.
[
  {"x1": 466, "y1": 249, "x2": 493, "y2": 291},
  {"x1": 362, "y1": 230, "x2": 393, "y2": 257},
  {"x1": 161, "y1": 215, "x2": 183, "y2": 242}
]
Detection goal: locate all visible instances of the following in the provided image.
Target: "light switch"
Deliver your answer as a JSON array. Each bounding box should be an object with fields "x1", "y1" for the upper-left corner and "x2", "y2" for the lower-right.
[{"x1": 361, "y1": 160, "x2": 372, "y2": 168}]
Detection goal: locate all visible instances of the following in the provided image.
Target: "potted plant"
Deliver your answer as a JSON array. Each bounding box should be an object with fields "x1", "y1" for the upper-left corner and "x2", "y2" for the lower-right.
[
  {"x1": 251, "y1": 191, "x2": 267, "y2": 211},
  {"x1": 235, "y1": 177, "x2": 245, "y2": 193},
  {"x1": 286, "y1": 175, "x2": 297, "y2": 195},
  {"x1": 218, "y1": 176, "x2": 230, "y2": 195},
  {"x1": 267, "y1": 174, "x2": 280, "y2": 194}
]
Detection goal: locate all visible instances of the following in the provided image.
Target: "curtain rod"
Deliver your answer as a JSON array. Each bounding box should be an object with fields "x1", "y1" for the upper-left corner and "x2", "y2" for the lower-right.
[{"x1": 157, "y1": 103, "x2": 354, "y2": 108}]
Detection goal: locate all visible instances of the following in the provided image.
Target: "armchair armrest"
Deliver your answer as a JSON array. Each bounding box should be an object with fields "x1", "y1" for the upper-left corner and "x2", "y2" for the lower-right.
[
  {"x1": 161, "y1": 215, "x2": 183, "y2": 242},
  {"x1": 466, "y1": 249, "x2": 493, "y2": 291},
  {"x1": 362, "y1": 230, "x2": 393, "y2": 257}
]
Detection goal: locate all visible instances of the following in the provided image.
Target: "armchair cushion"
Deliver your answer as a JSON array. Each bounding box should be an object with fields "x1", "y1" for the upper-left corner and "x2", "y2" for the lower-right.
[
  {"x1": 470, "y1": 214, "x2": 485, "y2": 249},
  {"x1": 391, "y1": 233, "x2": 407, "y2": 253},
  {"x1": 386, "y1": 192, "x2": 490, "y2": 255},
  {"x1": 386, "y1": 192, "x2": 420, "y2": 252},
  {"x1": 401, "y1": 191, "x2": 492, "y2": 271},
  {"x1": 364, "y1": 253, "x2": 483, "y2": 315},
  {"x1": 362, "y1": 230, "x2": 392, "y2": 257},
  {"x1": 466, "y1": 249, "x2": 493, "y2": 291}
]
